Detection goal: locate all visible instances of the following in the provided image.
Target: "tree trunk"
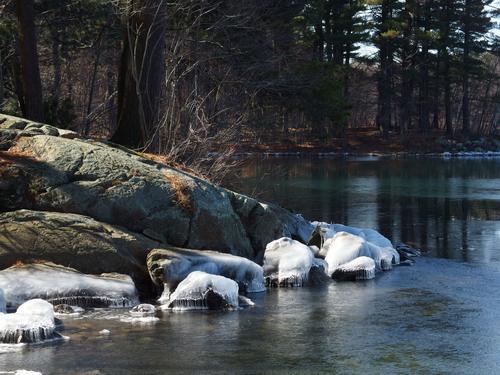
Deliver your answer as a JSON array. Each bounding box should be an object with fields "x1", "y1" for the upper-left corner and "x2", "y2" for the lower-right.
[
  {"x1": 376, "y1": 1, "x2": 392, "y2": 137},
  {"x1": 462, "y1": 0, "x2": 471, "y2": 136},
  {"x1": 15, "y1": 0, "x2": 44, "y2": 122},
  {"x1": 112, "y1": 0, "x2": 167, "y2": 149}
]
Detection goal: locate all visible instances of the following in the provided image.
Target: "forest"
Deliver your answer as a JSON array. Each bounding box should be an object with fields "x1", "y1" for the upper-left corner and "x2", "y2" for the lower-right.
[{"x1": 1, "y1": 0, "x2": 499, "y2": 160}]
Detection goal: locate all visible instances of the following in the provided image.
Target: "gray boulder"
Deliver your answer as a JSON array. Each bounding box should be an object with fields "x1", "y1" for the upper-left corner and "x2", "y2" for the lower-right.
[
  {"x1": 0, "y1": 210, "x2": 157, "y2": 294},
  {"x1": 0, "y1": 113, "x2": 313, "y2": 260}
]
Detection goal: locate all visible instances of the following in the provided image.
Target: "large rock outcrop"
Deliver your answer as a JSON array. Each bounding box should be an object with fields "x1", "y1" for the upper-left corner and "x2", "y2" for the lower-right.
[
  {"x1": 0, "y1": 210, "x2": 157, "y2": 294},
  {"x1": 0, "y1": 114, "x2": 313, "y2": 261}
]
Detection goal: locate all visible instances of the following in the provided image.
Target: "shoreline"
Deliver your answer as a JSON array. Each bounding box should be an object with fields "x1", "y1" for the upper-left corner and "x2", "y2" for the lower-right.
[{"x1": 222, "y1": 150, "x2": 500, "y2": 159}]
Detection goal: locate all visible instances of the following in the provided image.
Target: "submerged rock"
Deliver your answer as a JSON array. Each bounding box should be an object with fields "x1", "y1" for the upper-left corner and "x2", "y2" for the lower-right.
[
  {"x1": 263, "y1": 237, "x2": 315, "y2": 287},
  {"x1": 130, "y1": 304, "x2": 156, "y2": 315},
  {"x1": 331, "y1": 257, "x2": 376, "y2": 281},
  {"x1": 53, "y1": 304, "x2": 83, "y2": 315},
  {"x1": 163, "y1": 271, "x2": 241, "y2": 311},
  {"x1": 0, "y1": 262, "x2": 139, "y2": 309},
  {"x1": 147, "y1": 247, "x2": 265, "y2": 301},
  {"x1": 0, "y1": 299, "x2": 58, "y2": 344}
]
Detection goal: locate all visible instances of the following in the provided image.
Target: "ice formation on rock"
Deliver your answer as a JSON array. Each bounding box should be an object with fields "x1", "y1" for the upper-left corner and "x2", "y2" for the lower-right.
[
  {"x1": 148, "y1": 248, "x2": 265, "y2": 300},
  {"x1": 331, "y1": 256, "x2": 376, "y2": 281},
  {"x1": 0, "y1": 289, "x2": 5, "y2": 313},
  {"x1": 163, "y1": 271, "x2": 240, "y2": 311},
  {"x1": 263, "y1": 237, "x2": 315, "y2": 287},
  {"x1": 0, "y1": 299, "x2": 57, "y2": 344},
  {"x1": 130, "y1": 304, "x2": 156, "y2": 316},
  {"x1": 0, "y1": 263, "x2": 139, "y2": 309},
  {"x1": 310, "y1": 222, "x2": 394, "y2": 249},
  {"x1": 323, "y1": 232, "x2": 399, "y2": 277}
]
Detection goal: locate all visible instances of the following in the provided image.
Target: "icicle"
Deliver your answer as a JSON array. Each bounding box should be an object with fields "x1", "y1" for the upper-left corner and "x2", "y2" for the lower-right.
[
  {"x1": 263, "y1": 237, "x2": 314, "y2": 287},
  {"x1": 163, "y1": 271, "x2": 239, "y2": 311},
  {"x1": 0, "y1": 299, "x2": 58, "y2": 344},
  {"x1": 331, "y1": 257, "x2": 376, "y2": 281}
]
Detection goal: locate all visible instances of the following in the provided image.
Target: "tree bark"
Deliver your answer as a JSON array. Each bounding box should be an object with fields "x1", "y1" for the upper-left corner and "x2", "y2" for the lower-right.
[
  {"x1": 112, "y1": 0, "x2": 167, "y2": 149},
  {"x1": 15, "y1": 0, "x2": 44, "y2": 122}
]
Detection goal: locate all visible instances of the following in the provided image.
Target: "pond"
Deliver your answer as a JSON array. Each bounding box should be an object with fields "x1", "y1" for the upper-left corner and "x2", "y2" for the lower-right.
[{"x1": 1, "y1": 157, "x2": 499, "y2": 374}]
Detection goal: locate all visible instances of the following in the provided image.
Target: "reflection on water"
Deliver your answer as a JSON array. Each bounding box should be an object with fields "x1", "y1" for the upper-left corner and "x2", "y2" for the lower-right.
[
  {"x1": 237, "y1": 157, "x2": 500, "y2": 263},
  {"x1": 2, "y1": 259, "x2": 500, "y2": 374},
  {"x1": 1, "y1": 157, "x2": 499, "y2": 374}
]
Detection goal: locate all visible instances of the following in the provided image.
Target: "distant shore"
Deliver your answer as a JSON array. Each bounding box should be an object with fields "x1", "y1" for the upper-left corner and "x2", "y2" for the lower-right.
[{"x1": 221, "y1": 129, "x2": 500, "y2": 158}]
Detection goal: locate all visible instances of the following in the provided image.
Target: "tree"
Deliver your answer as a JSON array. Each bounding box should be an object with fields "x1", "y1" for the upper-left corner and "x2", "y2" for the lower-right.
[
  {"x1": 15, "y1": 0, "x2": 43, "y2": 121},
  {"x1": 460, "y1": 0, "x2": 492, "y2": 135},
  {"x1": 112, "y1": 0, "x2": 167, "y2": 149}
]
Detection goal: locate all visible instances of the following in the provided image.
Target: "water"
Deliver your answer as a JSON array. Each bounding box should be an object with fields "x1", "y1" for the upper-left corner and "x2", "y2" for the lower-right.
[{"x1": 2, "y1": 157, "x2": 500, "y2": 374}]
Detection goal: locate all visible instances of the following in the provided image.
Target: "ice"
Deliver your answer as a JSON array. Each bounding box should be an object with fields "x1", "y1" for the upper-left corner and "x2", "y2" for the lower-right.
[
  {"x1": 130, "y1": 304, "x2": 156, "y2": 316},
  {"x1": 163, "y1": 271, "x2": 240, "y2": 311},
  {"x1": 331, "y1": 256, "x2": 376, "y2": 281},
  {"x1": 0, "y1": 299, "x2": 57, "y2": 344},
  {"x1": 152, "y1": 249, "x2": 265, "y2": 299},
  {"x1": 312, "y1": 222, "x2": 394, "y2": 249},
  {"x1": 263, "y1": 237, "x2": 315, "y2": 287},
  {"x1": 323, "y1": 232, "x2": 399, "y2": 276},
  {"x1": 120, "y1": 316, "x2": 159, "y2": 324},
  {"x1": 14, "y1": 371, "x2": 42, "y2": 375},
  {"x1": 0, "y1": 263, "x2": 139, "y2": 309},
  {"x1": 0, "y1": 289, "x2": 5, "y2": 313}
]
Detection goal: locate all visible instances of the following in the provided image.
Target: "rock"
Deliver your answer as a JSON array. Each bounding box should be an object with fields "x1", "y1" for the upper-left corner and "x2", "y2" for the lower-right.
[
  {"x1": 0, "y1": 210, "x2": 158, "y2": 295},
  {"x1": 163, "y1": 271, "x2": 240, "y2": 310},
  {"x1": 230, "y1": 192, "x2": 314, "y2": 262},
  {"x1": 331, "y1": 256, "x2": 376, "y2": 281},
  {"x1": 0, "y1": 262, "x2": 139, "y2": 309},
  {"x1": 147, "y1": 247, "x2": 265, "y2": 301},
  {"x1": 130, "y1": 304, "x2": 156, "y2": 315},
  {"x1": 0, "y1": 299, "x2": 58, "y2": 344},
  {"x1": 53, "y1": 304, "x2": 79, "y2": 314},
  {"x1": 0, "y1": 116, "x2": 313, "y2": 260},
  {"x1": 263, "y1": 237, "x2": 315, "y2": 287}
]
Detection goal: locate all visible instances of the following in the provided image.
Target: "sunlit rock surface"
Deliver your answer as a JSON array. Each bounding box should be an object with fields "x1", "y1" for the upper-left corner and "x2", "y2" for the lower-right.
[
  {"x1": 162, "y1": 271, "x2": 241, "y2": 311},
  {"x1": 0, "y1": 299, "x2": 57, "y2": 344},
  {"x1": 148, "y1": 247, "x2": 265, "y2": 299},
  {"x1": 0, "y1": 114, "x2": 315, "y2": 260},
  {"x1": 263, "y1": 237, "x2": 315, "y2": 287},
  {"x1": 0, "y1": 262, "x2": 139, "y2": 309}
]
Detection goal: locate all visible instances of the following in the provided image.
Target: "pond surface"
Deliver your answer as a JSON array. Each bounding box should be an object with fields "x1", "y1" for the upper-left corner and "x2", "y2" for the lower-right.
[{"x1": 2, "y1": 157, "x2": 500, "y2": 374}]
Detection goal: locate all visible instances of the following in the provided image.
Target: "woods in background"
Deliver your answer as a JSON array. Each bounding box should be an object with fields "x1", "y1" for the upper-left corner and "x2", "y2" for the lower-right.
[{"x1": 0, "y1": 0, "x2": 498, "y2": 155}]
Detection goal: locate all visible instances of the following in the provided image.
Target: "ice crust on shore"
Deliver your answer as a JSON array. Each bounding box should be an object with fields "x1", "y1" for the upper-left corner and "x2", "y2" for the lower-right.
[
  {"x1": 263, "y1": 237, "x2": 315, "y2": 287},
  {"x1": 331, "y1": 256, "x2": 376, "y2": 281},
  {"x1": 323, "y1": 232, "x2": 399, "y2": 276},
  {"x1": 156, "y1": 249, "x2": 265, "y2": 300},
  {"x1": 0, "y1": 299, "x2": 57, "y2": 344},
  {"x1": 0, "y1": 263, "x2": 139, "y2": 309},
  {"x1": 312, "y1": 222, "x2": 394, "y2": 249},
  {"x1": 163, "y1": 271, "x2": 240, "y2": 311}
]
